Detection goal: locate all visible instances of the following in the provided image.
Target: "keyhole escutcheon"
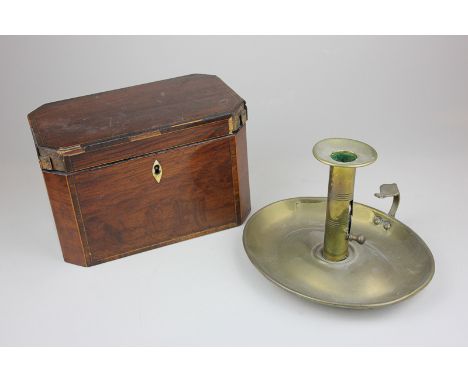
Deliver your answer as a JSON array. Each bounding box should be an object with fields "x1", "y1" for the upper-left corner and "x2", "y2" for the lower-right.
[{"x1": 152, "y1": 160, "x2": 162, "y2": 183}]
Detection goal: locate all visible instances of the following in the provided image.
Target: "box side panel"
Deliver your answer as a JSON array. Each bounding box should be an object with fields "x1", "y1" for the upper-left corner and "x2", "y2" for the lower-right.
[
  {"x1": 72, "y1": 136, "x2": 238, "y2": 264},
  {"x1": 42, "y1": 172, "x2": 88, "y2": 266},
  {"x1": 230, "y1": 126, "x2": 251, "y2": 224}
]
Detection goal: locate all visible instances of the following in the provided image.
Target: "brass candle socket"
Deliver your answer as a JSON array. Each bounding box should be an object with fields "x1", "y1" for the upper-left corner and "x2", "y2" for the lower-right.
[{"x1": 323, "y1": 166, "x2": 356, "y2": 261}]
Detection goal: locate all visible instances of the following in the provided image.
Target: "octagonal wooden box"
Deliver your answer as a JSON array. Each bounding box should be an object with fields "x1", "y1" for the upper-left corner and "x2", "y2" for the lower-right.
[{"x1": 28, "y1": 74, "x2": 250, "y2": 266}]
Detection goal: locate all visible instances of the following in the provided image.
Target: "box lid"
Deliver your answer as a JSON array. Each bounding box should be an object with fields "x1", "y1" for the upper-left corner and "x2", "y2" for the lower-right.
[{"x1": 28, "y1": 74, "x2": 247, "y2": 173}]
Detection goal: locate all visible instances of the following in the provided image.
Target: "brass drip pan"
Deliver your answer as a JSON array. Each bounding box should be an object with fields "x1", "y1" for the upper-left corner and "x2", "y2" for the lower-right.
[{"x1": 243, "y1": 197, "x2": 435, "y2": 308}]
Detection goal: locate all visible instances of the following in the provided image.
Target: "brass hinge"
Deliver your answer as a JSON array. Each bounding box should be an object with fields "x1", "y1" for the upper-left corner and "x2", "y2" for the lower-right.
[
  {"x1": 228, "y1": 104, "x2": 248, "y2": 134},
  {"x1": 37, "y1": 145, "x2": 83, "y2": 172},
  {"x1": 39, "y1": 155, "x2": 53, "y2": 170}
]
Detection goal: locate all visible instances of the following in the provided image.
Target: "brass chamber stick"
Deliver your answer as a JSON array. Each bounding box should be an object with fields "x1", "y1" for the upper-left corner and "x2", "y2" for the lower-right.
[{"x1": 243, "y1": 137, "x2": 435, "y2": 309}]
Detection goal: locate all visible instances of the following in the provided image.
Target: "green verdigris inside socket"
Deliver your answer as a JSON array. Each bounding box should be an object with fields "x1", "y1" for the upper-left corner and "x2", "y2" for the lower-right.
[{"x1": 330, "y1": 150, "x2": 358, "y2": 163}]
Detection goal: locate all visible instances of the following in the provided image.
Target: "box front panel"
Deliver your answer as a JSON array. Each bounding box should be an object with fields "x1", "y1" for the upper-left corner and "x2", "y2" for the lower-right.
[{"x1": 72, "y1": 137, "x2": 237, "y2": 263}]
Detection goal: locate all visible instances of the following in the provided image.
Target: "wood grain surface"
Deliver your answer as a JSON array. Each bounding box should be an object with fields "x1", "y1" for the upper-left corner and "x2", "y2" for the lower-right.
[
  {"x1": 42, "y1": 172, "x2": 88, "y2": 266},
  {"x1": 73, "y1": 136, "x2": 237, "y2": 263},
  {"x1": 30, "y1": 74, "x2": 250, "y2": 266},
  {"x1": 28, "y1": 74, "x2": 243, "y2": 150},
  {"x1": 43, "y1": 128, "x2": 250, "y2": 266}
]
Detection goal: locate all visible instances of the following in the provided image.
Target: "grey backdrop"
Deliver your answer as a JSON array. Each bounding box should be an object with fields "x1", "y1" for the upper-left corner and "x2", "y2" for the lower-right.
[{"x1": 1, "y1": 36, "x2": 467, "y2": 345}]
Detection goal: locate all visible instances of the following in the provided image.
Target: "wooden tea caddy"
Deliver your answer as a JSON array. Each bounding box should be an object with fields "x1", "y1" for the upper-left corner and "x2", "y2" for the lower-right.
[{"x1": 28, "y1": 74, "x2": 250, "y2": 266}]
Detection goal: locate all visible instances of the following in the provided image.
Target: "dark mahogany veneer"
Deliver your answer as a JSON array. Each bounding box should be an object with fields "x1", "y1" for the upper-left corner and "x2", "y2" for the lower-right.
[{"x1": 29, "y1": 74, "x2": 250, "y2": 266}]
